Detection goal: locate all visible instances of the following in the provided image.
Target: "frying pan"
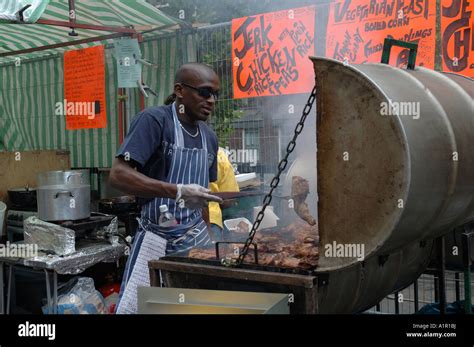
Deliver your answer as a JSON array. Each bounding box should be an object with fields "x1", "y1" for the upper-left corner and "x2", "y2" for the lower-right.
[
  {"x1": 8, "y1": 186, "x2": 37, "y2": 207},
  {"x1": 98, "y1": 196, "x2": 139, "y2": 215}
]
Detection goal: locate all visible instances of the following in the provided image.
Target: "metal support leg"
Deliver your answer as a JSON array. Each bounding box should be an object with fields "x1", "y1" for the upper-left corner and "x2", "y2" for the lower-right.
[
  {"x1": 394, "y1": 291, "x2": 400, "y2": 314},
  {"x1": 464, "y1": 267, "x2": 472, "y2": 314},
  {"x1": 455, "y1": 272, "x2": 460, "y2": 302},
  {"x1": 437, "y1": 237, "x2": 447, "y2": 314},
  {"x1": 6, "y1": 265, "x2": 13, "y2": 314},
  {"x1": 44, "y1": 269, "x2": 53, "y2": 314},
  {"x1": 0, "y1": 262, "x2": 4, "y2": 314},
  {"x1": 414, "y1": 279, "x2": 419, "y2": 312},
  {"x1": 462, "y1": 231, "x2": 472, "y2": 314},
  {"x1": 53, "y1": 271, "x2": 58, "y2": 315}
]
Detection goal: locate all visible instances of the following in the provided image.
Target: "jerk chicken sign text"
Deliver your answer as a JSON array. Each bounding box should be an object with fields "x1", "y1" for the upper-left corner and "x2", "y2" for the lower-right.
[
  {"x1": 442, "y1": 0, "x2": 473, "y2": 77},
  {"x1": 232, "y1": 6, "x2": 316, "y2": 99},
  {"x1": 326, "y1": 0, "x2": 436, "y2": 68}
]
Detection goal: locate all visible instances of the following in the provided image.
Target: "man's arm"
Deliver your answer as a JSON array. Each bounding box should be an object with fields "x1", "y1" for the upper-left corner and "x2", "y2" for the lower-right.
[
  {"x1": 202, "y1": 206, "x2": 211, "y2": 229},
  {"x1": 109, "y1": 157, "x2": 177, "y2": 199}
]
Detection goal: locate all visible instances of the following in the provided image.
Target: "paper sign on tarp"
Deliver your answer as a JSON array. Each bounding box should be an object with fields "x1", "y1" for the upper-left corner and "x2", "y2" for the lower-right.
[
  {"x1": 113, "y1": 38, "x2": 143, "y2": 88},
  {"x1": 441, "y1": 0, "x2": 473, "y2": 77},
  {"x1": 232, "y1": 6, "x2": 316, "y2": 99},
  {"x1": 63, "y1": 45, "x2": 107, "y2": 130},
  {"x1": 326, "y1": 0, "x2": 436, "y2": 68}
]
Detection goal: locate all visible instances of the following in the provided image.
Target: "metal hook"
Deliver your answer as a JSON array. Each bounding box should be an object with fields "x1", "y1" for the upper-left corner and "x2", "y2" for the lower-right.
[
  {"x1": 137, "y1": 80, "x2": 157, "y2": 98},
  {"x1": 16, "y1": 4, "x2": 32, "y2": 23}
]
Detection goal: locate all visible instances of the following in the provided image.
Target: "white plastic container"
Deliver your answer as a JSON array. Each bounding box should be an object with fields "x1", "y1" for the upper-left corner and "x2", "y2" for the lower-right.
[
  {"x1": 235, "y1": 173, "x2": 259, "y2": 189},
  {"x1": 223, "y1": 217, "x2": 253, "y2": 234},
  {"x1": 252, "y1": 206, "x2": 279, "y2": 230}
]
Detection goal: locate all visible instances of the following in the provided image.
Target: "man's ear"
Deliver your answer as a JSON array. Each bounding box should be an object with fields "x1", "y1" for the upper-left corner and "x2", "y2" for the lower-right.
[{"x1": 174, "y1": 83, "x2": 184, "y2": 98}]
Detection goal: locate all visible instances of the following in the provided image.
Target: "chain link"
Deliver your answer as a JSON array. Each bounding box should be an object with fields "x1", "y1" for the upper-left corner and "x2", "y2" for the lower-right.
[{"x1": 226, "y1": 86, "x2": 317, "y2": 266}]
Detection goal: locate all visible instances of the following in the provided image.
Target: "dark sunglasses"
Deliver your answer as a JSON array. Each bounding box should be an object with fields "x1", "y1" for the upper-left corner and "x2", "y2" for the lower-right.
[{"x1": 181, "y1": 83, "x2": 219, "y2": 100}]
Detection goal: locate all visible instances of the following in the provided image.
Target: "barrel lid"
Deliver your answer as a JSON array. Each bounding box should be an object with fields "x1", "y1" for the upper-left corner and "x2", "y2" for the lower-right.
[{"x1": 311, "y1": 57, "x2": 409, "y2": 272}]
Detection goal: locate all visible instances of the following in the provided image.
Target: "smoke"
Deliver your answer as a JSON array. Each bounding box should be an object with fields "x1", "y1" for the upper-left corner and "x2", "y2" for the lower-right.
[{"x1": 272, "y1": 93, "x2": 318, "y2": 220}]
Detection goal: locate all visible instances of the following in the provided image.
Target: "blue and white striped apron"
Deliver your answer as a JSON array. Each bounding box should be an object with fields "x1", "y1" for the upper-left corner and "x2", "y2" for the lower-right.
[{"x1": 116, "y1": 102, "x2": 212, "y2": 313}]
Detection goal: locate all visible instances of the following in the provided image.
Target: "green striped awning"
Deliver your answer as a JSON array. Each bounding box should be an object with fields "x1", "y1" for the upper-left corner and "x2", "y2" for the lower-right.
[
  {"x1": 0, "y1": 1, "x2": 196, "y2": 168},
  {"x1": 0, "y1": 32, "x2": 197, "y2": 168},
  {"x1": 0, "y1": 0, "x2": 181, "y2": 65}
]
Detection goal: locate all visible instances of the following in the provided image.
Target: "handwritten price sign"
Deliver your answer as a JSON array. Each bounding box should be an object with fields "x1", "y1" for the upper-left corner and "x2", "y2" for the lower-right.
[
  {"x1": 326, "y1": 0, "x2": 436, "y2": 68},
  {"x1": 232, "y1": 6, "x2": 316, "y2": 99}
]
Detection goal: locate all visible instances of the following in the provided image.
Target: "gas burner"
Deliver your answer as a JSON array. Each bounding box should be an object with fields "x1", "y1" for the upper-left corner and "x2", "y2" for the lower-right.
[
  {"x1": 9, "y1": 204, "x2": 37, "y2": 212},
  {"x1": 51, "y1": 213, "x2": 115, "y2": 232}
]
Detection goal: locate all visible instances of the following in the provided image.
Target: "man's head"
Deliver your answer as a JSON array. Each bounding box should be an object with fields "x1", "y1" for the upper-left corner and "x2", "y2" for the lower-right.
[{"x1": 173, "y1": 63, "x2": 220, "y2": 122}]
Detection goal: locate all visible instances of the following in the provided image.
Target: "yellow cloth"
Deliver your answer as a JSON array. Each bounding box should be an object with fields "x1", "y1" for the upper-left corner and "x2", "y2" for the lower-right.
[{"x1": 209, "y1": 149, "x2": 239, "y2": 228}]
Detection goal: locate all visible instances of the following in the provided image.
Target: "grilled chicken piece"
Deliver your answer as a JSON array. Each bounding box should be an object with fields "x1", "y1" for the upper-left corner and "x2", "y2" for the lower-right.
[
  {"x1": 294, "y1": 243, "x2": 319, "y2": 258},
  {"x1": 303, "y1": 236, "x2": 317, "y2": 244},
  {"x1": 291, "y1": 176, "x2": 317, "y2": 226},
  {"x1": 258, "y1": 254, "x2": 278, "y2": 266},
  {"x1": 188, "y1": 248, "x2": 216, "y2": 260},
  {"x1": 235, "y1": 221, "x2": 250, "y2": 233},
  {"x1": 189, "y1": 220, "x2": 319, "y2": 269},
  {"x1": 274, "y1": 256, "x2": 301, "y2": 268},
  {"x1": 298, "y1": 255, "x2": 319, "y2": 269}
]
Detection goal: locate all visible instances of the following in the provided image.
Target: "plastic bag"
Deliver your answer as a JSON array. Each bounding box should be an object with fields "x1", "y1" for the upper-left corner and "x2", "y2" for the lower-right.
[
  {"x1": 42, "y1": 277, "x2": 107, "y2": 314},
  {"x1": 416, "y1": 300, "x2": 474, "y2": 314}
]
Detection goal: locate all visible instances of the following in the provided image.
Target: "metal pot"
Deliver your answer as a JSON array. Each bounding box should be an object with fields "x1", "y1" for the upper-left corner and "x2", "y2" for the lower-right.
[
  {"x1": 37, "y1": 169, "x2": 90, "y2": 186},
  {"x1": 37, "y1": 170, "x2": 91, "y2": 221},
  {"x1": 8, "y1": 186, "x2": 37, "y2": 207}
]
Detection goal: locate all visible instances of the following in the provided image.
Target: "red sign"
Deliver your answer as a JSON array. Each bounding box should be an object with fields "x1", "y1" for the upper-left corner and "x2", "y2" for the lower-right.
[
  {"x1": 232, "y1": 6, "x2": 316, "y2": 99},
  {"x1": 441, "y1": 0, "x2": 474, "y2": 77},
  {"x1": 326, "y1": 0, "x2": 436, "y2": 68},
  {"x1": 64, "y1": 45, "x2": 107, "y2": 130}
]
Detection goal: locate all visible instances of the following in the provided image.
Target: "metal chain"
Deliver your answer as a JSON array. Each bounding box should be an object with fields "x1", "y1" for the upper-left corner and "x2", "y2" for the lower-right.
[{"x1": 226, "y1": 86, "x2": 317, "y2": 266}]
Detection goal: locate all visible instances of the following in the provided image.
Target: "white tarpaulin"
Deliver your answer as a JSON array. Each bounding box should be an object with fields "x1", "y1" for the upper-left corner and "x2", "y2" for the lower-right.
[{"x1": 0, "y1": 0, "x2": 49, "y2": 23}]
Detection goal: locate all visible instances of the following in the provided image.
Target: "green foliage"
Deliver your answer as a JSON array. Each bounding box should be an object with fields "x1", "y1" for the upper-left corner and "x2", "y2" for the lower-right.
[{"x1": 148, "y1": 0, "x2": 326, "y2": 24}]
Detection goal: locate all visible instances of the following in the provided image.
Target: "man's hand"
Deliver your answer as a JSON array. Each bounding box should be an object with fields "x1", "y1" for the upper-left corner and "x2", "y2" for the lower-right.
[{"x1": 176, "y1": 184, "x2": 223, "y2": 209}]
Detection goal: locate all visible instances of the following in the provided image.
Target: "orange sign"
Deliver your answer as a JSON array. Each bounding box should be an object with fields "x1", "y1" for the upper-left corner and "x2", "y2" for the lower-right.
[
  {"x1": 441, "y1": 0, "x2": 474, "y2": 77},
  {"x1": 232, "y1": 6, "x2": 316, "y2": 99},
  {"x1": 326, "y1": 0, "x2": 436, "y2": 68},
  {"x1": 64, "y1": 45, "x2": 107, "y2": 129}
]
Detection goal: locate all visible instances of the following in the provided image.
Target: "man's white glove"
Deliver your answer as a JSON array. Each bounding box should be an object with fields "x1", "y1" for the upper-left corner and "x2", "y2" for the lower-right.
[{"x1": 176, "y1": 184, "x2": 223, "y2": 209}]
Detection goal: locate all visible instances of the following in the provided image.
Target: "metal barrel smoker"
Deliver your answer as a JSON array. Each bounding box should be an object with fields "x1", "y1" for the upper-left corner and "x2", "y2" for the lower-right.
[
  {"x1": 150, "y1": 42, "x2": 474, "y2": 314},
  {"x1": 313, "y1": 43, "x2": 473, "y2": 312}
]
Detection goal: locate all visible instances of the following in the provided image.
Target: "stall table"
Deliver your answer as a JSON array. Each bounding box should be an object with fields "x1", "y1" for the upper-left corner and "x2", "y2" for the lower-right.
[{"x1": 0, "y1": 241, "x2": 126, "y2": 314}]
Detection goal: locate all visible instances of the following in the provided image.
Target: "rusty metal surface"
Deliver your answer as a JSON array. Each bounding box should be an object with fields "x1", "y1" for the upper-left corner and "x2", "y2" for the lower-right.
[
  {"x1": 356, "y1": 239, "x2": 434, "y2": 313},
  {"x1": 312, "y1": 57, "x2": 474, "y2": 271},
  {"x1": 210, "y1": 191, "x2": 264, "y2": 200},
  {"x1": 150, "y1": 258, "x2": 317, "y2": 288}
]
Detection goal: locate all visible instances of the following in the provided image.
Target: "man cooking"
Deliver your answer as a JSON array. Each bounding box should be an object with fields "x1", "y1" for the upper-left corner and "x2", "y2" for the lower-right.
[{"x1": 110, "y1": 63, "x2": 223, "y2": 314}]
